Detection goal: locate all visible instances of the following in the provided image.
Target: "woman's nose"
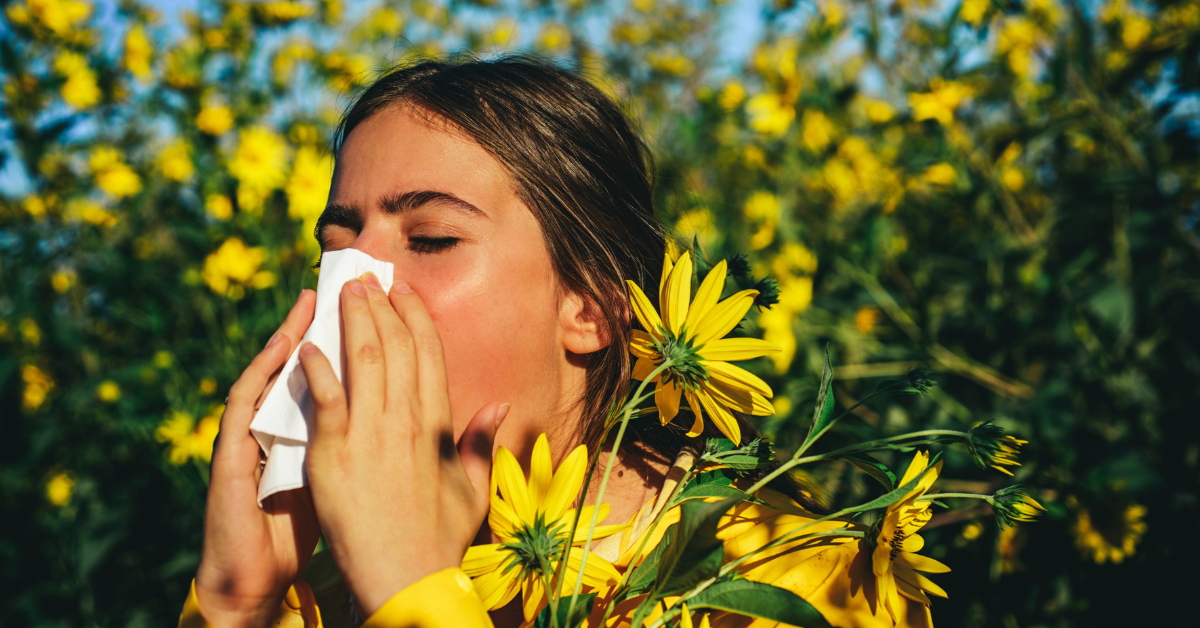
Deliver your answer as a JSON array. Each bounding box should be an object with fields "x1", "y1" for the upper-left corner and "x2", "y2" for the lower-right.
[{"x1": 349, "y1": 222, "x2": 402, "y2": 264}]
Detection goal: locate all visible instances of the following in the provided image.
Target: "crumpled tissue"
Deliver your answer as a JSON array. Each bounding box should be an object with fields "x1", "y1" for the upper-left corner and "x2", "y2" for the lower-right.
[{"x1": 249, "y1": 248, "x2": 394, "y2": 506}]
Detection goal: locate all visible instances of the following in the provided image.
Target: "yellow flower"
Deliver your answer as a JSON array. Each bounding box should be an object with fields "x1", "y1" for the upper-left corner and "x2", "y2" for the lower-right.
[
  {"x1": 199, "y1": 377, "x2": 218, "y2": 395},
  {"x1": 627, "y1": 248, "x2": 778, "y2": 444},
  {"x1": 65, "y1": 199, "x2": 117, "y2": 227},
  {"x1": 96, "y1": 380, "x2": 120, "y2": 402},
  {"x1": 54, "y1": 51, "x2": 100, "y2": 109},
  {"x1": 1070, "y1": 498, "x2": 1147, "y2": 564},
  {"x1": 717, "y1": 80, "x2": 746, "y2": 111},
  {"x1": 20, "y1": 318, "x2": 42, "y2": 345},
  {"x1": 196, "y1": 104, "x2": 234, "y2": 135},
  {"x1": 254, "y1": 0, "x2": 313, "y2": 25},
  {"x1": 286, "y1": 145, "x2": 333, "y2": 226},
  {"x1": 866, "y1": 451, "x2": 950, "y2": 620},
  {"x1": 228, "y1": 126, "x2": 288, "y2": 212},
  {"x1": 154, "y1": 350, "x2": 174, "y2": 368},
  {"x1": 157, "y1": 140, "x2": 194, "y2": 182},
  {"x1": 854, "y1": 305, "x2": 881, "y2": 333},
  {"x1": 960, "y1": 0, "x2": 989, "y2": 25},
  {"x1": 23, "y1": 364, "x2": 54, "y2": 411},
  {"x1": 205, "y1": 194, "x2": 234, "y2": 221},
  {"x1": 800, "y1": 109, "x2": 834, "y2": 152},
  {"x1": 1002, "y1": 167, "x2": 1025, "y2": 191},
  {"x1": 674, "y1": 208, "x2": 718, "y2": 253},
  {"x1": 124, "y1": 24, "x2": 153, "y2": 81},
  {"x1": 462, "y1": 434, "x2": 624, "y2": 621},
  {"x1": 51, "y1": 268, "x2": 76, "y2": 293},
  {"x1": 537, "y1": 22, "x2": 571, "y2": 51},
  {"x1": 757, "y1": 307, "x2": 796, "y2": 373},
  {"x1": 25, "y1": 0, "x2": 92, "y2": 36},
  {"x1": 923, "y1": 162, "x2": 957, "y2": 186},
  {"x1": 46, "y1": 471, "x2": 76, "y2": 506},
  {"x1": 746, "y1": 92, "x2": 795, "y2": 137},
  {"x1": 22, "y1": 195, "x2": 48, "y2": 219},
  {"x1": 679, "y1": 602, "x2": 711, "y2": 628},
  {"x1": 202, "y1": 237, "x2": 274, "y2": 296},
  {"x1": 1122, "y1": 15, "x2": 1151, "y2": 49},
  {"x1": 89, "y1": 147, "x2": 142, "y2": 198},
  {"x1": 909, "y1": 78, "x2": 973, "y2": 126},
  {"x1": 157, "y1": 406, "x2": 223, "y2": 465},
  {"x1": 862, "y1": 97, "x2": 895, "y2": 124}
]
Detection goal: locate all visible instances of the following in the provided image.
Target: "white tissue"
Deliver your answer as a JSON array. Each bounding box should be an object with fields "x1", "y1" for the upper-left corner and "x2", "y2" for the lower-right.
[{"x1": 249, "y1": 248, "x2": 394, "y2": 506}]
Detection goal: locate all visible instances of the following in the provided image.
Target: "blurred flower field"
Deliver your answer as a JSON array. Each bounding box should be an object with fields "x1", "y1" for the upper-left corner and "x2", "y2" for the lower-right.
[{"x1": 2, "y1": 0, "x2": 1198, "y2": 625}]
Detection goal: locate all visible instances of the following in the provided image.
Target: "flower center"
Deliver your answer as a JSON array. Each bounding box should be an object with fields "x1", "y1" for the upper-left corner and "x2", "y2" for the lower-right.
[
  {"x1": 653, "y1": 325, "x2": 708, "y2": 391},
  {"x1": 501, "y1": 514, "x2": 568, "y2": 578}
]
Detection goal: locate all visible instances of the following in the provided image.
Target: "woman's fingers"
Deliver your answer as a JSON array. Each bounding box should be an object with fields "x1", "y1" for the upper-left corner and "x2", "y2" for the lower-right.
[
  {"x1": 457, "y1": 402, "x2": 511, "y2": 514},
  {"x1": 298, "y1": 342, "x2": 349, "y2": 444},
  {"x1": 217, "y1": 291, "x2": 316, "y2": 475},
  {"x1": 341, "y1": 278, "x2": 387, "y2": 419},
  {"x1": 361, "y1": 272, "x2": 417, "y2": 415},
  {"x1": 388, "y1": 282, "x2": 451, "y2": 425}
]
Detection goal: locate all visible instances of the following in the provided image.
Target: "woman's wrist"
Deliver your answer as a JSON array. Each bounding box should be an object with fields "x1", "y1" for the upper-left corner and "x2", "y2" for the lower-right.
[{"x1": 193, "y1": 580, "x2": 289, "y2": 628}]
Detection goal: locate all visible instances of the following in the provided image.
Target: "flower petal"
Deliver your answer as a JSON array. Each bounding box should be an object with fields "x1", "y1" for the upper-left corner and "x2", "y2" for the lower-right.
[
  {"x1": 495, "y1": 445, "x2": 533, "y2": 522},
  {"x1": 895, "y1": 575, "x2": 932, "y2": 605},
  {"x1": 521, "y1": 570, "x2": 547, "y2": 620},
  {"x1": 472, "y1": 567, "x2": 521, "y2": 610},
  {"x1": 697, "y1": 337, "x2": 780, "y2": 362},
  {"x1": 696, "y1": 388, "x2": 742, "y2": 444},
  {"x1": 701, "y1": 379, "x2": 774, "y2": 417},
  {"x1": 684, "y1": 390, "x2": 706, "y2": 437},
  {"x1": 702, "y1": 360, "x2": 773, "y2": 398},
  {"x1": 462, "y1": 543, "x2": 509, "y2": 575},
  {"x1": 530, "y1": 434, "x2": 553, "y2": 506},
  {"x1": 489, "y1": 484, "x2": 521, "y2": 539},
  {"x1": 894, "y1": 561, "x2": 948, "y2": 598},
  {"x1": 630, "y1": 330, "x2": 660, "y2": 359},
  {"x1": 694, "y1": 289, "x2": 758, "y2": 345},
  {"x1": 568, "y1": 547, "x2": 621, "y2": 586},
  {"x1": 683, "y1": 259, "x2": 727, "y2": 334},
  {"x1": 897, "y1": 450, "x2": 930, "y2": 488},
  {"x1": 632, "y1": 356, "x2": 657, "y2": 381},
  {"x1": 656, "y1": 380, "x2": 683, "y2": 424},
  {"x1": 898, "y1": 551, "x2": 951, "y2": 574},
  {"x1": 662, "y1": 249, "x2": 693, "y2": 334},
  {"x1": 543, "y1": 444, "x2": 587, "y2": 520},
  {"x1": 626, "y1": 280, "x2": 664, "y2": 341}
]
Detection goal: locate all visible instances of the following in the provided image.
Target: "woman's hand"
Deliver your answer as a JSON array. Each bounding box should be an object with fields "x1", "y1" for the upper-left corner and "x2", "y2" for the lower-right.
[
  {"x1": 298, "y1": 272, "x2": 509, "y2": 617},
  {"x1": 195, "y1": 291, "x2": 322, "y2": 628}
]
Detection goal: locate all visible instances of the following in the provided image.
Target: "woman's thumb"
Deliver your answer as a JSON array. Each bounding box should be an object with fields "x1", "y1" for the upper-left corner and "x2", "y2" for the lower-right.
[{"x1": 458, "y1": 401, "x2": 511, "y2": 508}]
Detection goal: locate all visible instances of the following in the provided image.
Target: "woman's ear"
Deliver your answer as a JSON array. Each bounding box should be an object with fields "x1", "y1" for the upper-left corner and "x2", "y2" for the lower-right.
[{"x1": 559, "y1": 290, "x2": 612, "y2": 355}]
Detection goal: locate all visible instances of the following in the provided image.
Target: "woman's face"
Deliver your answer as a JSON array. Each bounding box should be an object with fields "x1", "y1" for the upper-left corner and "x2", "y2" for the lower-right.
[{"x1": 319, "y1": 105, "x2": 593, "y2": 455}]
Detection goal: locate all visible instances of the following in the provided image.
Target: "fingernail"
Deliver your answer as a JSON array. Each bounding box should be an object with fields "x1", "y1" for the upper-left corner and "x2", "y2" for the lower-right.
[
  {"x1": 348, "y1": 279, "x2": 366, "y2": 296},
  {"x1": 392, "y1": 281, "x2": 412, "y2": 294},
  {"x1": 362, "y1": 272, "x2": 382, "y2": 290},
  {"x1": 265, "y1": 333, "x2": 282, "y2": 349},
  {"x1": 299, "y1": 342, "x2": 319, "y2": 355},
  {"x1": 495, "y1": 403, "x2": 512, "y2": 427}
]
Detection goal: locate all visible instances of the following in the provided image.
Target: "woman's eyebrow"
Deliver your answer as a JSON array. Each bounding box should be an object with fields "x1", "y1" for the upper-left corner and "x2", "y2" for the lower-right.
[
  {"x1": 378, "y1": 190, "x2": 487, "y2": 217},
  {"x1": 314, "y1": 202, "x2": 364, "y2": 246}
]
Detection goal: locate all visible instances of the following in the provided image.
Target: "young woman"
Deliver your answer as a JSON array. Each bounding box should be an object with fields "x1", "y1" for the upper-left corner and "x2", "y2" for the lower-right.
[{"x1": 179, "y1": 55, "x2": 933, "y2": 628}]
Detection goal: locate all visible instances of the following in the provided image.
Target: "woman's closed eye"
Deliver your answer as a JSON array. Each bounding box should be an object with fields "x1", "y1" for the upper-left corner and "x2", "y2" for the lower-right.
[{"x1": 407, "y1": 235, "x2": 461, "y2": 254}]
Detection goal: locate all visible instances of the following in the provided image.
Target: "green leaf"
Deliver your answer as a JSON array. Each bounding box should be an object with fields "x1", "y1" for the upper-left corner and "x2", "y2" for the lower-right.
[
  {"x1": 708, "y1": 438, "x2": 774, "y2": 470},
  {"x1": 533, "y1": 592, "x2": 597, "y2": 628},
  {"x1": 684, "y1": 579, "x2": 832, "y2": 627},
  {"x1": 841, "y1": 452, "x2": 897, "y2": 491},
  {"x1": 805, "y1": 345, "x2": 836, "y2": 443},
  {"x1": 656, "y1": 496, "x2": 742, "y2": 596},
  {"x1": 673, "y1": 482, "x2": 769, "y2": 508},
  {"x1": 847, "y1": 452, "x2": 942, "y2": 515}
]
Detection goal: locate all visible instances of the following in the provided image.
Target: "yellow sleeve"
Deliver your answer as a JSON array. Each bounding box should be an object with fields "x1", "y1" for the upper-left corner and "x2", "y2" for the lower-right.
[
  {"x1": 361, "y1": 567, "x2": 492, "y2": 628},
  {"x1": 178, "y1": 579, "x2": 323, "y2": 628}
]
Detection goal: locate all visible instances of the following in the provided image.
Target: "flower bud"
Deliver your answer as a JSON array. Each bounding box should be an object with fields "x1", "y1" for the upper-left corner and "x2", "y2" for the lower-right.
[
  {"x1": 992, "y1": 485, "x2": 1046, "y2": 529},
  {"x1": 967, "y1": 420, "x2": 1026, "y2": 475}
]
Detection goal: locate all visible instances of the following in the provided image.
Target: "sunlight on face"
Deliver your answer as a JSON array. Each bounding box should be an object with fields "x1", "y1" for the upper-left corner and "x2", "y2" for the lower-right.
[{"x1": 320, "y1": 105, "x2": 574, "y2": 450}]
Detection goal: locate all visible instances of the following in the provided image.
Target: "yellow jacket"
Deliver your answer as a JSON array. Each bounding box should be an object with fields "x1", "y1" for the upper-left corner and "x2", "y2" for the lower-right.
[{"x1": 179, "y1": 455, "x2": 934, "y2": 628}]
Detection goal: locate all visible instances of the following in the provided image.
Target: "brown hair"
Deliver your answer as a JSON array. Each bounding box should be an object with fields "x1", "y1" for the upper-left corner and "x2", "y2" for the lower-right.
[{"x1": 331, "y1": 52, "x2": 814, "y2": 505}]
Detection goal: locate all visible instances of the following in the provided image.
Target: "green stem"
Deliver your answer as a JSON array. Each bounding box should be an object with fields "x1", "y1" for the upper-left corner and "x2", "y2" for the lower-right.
[
  {"x1": 597, "y1": 465, "x2": 697, "y2": 627},
  {"x1": 918, "y1": 492, "x2": 993, "y2": 502},
  {"x1": 564, "y1": 360, "x2": 674, "y2": 619},
  {"x1": 742, "y1": 429, "x2": 968, "y2": 498}
]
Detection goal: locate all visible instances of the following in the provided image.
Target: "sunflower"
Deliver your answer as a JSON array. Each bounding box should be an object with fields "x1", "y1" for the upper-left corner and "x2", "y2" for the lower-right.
[
  {"x1": 863, "y1": 451, "x2": 950, "y2": 621},
  {"x1": 627, "y1": 245, "x2": 780, "y2": 444},
  {"x1": 462, "y1": 434, "x2": 625, "y2": 621},
  {"x1": 1068, "y1": 496, "x2": 1147, "y2": 565}
]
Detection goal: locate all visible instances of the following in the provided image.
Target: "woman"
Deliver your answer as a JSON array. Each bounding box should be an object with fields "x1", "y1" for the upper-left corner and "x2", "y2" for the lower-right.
[{"x1": 179, "y1": 54, "x2": 933, "y2": 628}]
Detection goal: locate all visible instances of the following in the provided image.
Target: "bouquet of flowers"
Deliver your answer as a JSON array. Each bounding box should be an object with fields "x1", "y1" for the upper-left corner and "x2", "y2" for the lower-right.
[{"x1": 462, "y1": 243, "x2": 1043, "y2": 628}]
